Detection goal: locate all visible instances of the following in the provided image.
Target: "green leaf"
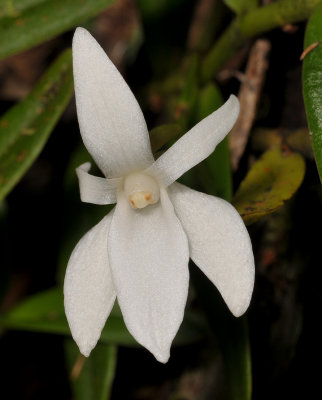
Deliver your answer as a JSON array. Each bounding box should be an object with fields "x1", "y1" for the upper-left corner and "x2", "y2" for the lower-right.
[
  {"x1": 57, "y1": 146, "x2": 118, "y2": 400},
  {"x1": 302, "y1": 3, "x2": 322, "y2": 182},
  {"x1": 233, "y1": 147, "x2": 305, "y2": 225},
  {"x1": 251, "y1": 127, "x2": 313, "y2": 160},
  {"x1": 65, "y1": 339, "x2": 117, "y2": 400},
  {"x1": 0, "y1": 0, "x2": 46, "y2": 17},
  {"x1": 0, "y1": 49, "x2": 73, "y2": 202},
  {"x1": 194, "y1": 84, "x2": 232, "y2": 201},
  {"x1": 0, "y1": 287, "x2": 138, "y2": 345},
  {"x1": 149, "y1": 123, "x2": 183, "y2": 154},
  {"x1": 189, "y1": 84, "x2": 250, "y2": 400},
  {"x1": 0, "y1": 0, "x2": 115, "y2": 60},
  {"x1": 0, "y1": 200, "x2": 7, "y2": 224},
  {"x1": 136, "y1": 0, "x2": 185, "y2": 19},
  {"x1": 223, "y1": 0, "x2": 258, "y2": 14},
  {"x1": 191, "y1": 264, "x2": 252, "y2": 400},
  {"x1": 201, "y1": 0, "x2": 321, "y2": 83},
  {"x1": 0, "y1": 200, "x2": 9, "y2": 303},
  {"x1": 175, "y1": 54, "x2": 199, "y2": 130},
  {"x1": 0, "y1": 287, "x2": 207, "y2": 346}
]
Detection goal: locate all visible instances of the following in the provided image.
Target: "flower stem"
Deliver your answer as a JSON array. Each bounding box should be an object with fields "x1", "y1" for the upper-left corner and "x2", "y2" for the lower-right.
[{"x1": 201, "y1": 0, "x2": 322, "y2": 82}]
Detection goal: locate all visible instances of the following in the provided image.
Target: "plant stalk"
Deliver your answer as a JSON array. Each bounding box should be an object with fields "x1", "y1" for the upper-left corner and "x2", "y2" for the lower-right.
[{"x1": 201, "y1": 0, "x2": 322, "y2": 82}]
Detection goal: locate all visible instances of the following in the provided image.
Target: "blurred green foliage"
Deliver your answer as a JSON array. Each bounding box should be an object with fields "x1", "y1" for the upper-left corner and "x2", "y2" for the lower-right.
[
  {"x1": 0, "y1": 49, "x2": 73, "y2": 201},
  {"x1": 1, "y1": 287, "x2": 206, "y2": 346},
  {"x1": 223, "y1": 0, "x2": 258, "y2": 14},
  {"x1": 65, "y1": 339, "x2": 117, "y2": 400},
  {"x1": 0, "y1": 0, "x2": 115, "y2": 59}
]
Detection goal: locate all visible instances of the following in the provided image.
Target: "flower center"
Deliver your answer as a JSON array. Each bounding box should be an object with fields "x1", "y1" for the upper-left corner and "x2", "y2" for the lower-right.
[{"x1": 123, "y1": 172, "x2": 160, "y2": 209}]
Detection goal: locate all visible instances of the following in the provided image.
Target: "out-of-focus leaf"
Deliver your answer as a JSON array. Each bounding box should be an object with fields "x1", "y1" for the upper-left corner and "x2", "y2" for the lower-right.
[
  {"x1": 194, "y1": 84, "x2": 232, "y2": 201},
  {"x1": 174, "y1": 55, "x2": 199, "y2": 130},
  {"x1": 223, "y1": 0, "x2": 257, "y2": 14},
  {"x1": 302, "y1": 3, "x2": 322, "y2": 182},
  {"x1": 190, "y1": 84, "x2": 251, "y2": 400},
  {"x1": 0, "y1": 49, "x2": 73, "y2": 202},
  {"x1": 150, "y1": 123, "x2": 183, "y2": 154},
  {"x1": 233, "y1": 147, "x2": 305, "y2": 225},
  {"x1": 0, "y1": 200, "x2": 9, "y2": 302},
  {"x1": 0, "y1": 0, "x2": 115, "y2": 60},
  {"x1": 65, "y1": 339, "x2": 117, "y2": 400},
  {"x1": 58, "y1": 139, "x2": 118, "y2": 400},
  {"x1": 0, "y1": 288, "x2": 136, "y2": 344},
  {"x1": 191, "y1": 264, "x2": 252, "y2": 400},
  {"x1": 0, "y1": 200, "x2": 7, "y2": 222},
  {"x1": 251, "y1": 128, "x2": 314, "y2": 159},
  {"x1": 149, "y1": 59, "x2": 200, "y2": 156},
  {"x1": 136, "y1": 0, "x2": 185, "y2": 19},
  {"x1": 0, "y1": 0, "x2": 46, "y2": 17},
  {"x1": 0, "y1": 287, "x2": 207, "y2": 346}
]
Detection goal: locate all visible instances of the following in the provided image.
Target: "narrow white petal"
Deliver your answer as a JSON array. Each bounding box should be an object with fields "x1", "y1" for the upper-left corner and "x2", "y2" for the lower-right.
[
  {"x1": 73, "y1": 28, "x2": 154, "y2": 177},
  {"x1": 146, "y1": 95, "x2": 239, "y2": 187},
  {"x1": 170, "y1": 183, "x2": 254, "y2": 317},
  {"x1": 76, "y1": 162, "x2": 121, "y2": 205},
  {"x1": 64, "y1": 212, "x2": 116, "y2": 356},
  {"x1": 108, "y1": 188, "x2": 189, "y2": 363}
]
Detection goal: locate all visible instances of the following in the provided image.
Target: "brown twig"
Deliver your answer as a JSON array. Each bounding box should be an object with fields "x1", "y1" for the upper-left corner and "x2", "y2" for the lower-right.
[
  {"x1": 300, "y1": 41, "x2": 320, "y2": 60},
  {"x1": 217, "y1": 69, "x2": 251, "y2": 86},
  {"x1": 217, "y1": 44, "x2": 251, "y2": 81},
  {"x1": 229, "y1": 39, "x2": 271, "y2": 171},
  {"x1": 186, "y1": 0, "x2": 221, "y2": 53}
]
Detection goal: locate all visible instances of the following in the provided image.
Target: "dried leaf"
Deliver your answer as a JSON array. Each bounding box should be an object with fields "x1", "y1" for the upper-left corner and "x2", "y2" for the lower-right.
[{"x1": 233, "y1": 148, "x2": 305, "y2": 225}]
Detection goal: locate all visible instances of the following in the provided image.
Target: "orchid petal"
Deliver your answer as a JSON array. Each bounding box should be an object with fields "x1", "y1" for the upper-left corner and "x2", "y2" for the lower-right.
[
  {"x1": 146, "y1": 95, "x2": 239, "y2": 187},
  {"x1": 76, "y1": 162, "x2": 121, "y2": 205},
  {"x1": 72, "y1": 28, "x2": 154, "y2": 178},
  {"x1": 108, "y1": 188, "x2": 189, "y2": 363},
  {"x1": 64, "y1": 212, "x2": 116, "y2": 356},
  {"x1": 170, "y1": 183, "x2": 254, "y2": 317}
]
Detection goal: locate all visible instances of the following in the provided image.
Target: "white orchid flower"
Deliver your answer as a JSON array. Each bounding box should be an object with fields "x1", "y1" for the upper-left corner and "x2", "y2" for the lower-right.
[{"x1": 64, "y1": 27, "x2": 255, "y2": 363}]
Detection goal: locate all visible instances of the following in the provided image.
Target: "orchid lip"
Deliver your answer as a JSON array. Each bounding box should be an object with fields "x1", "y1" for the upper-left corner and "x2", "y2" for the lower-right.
[{"x1": 123, "y1": 172, "x2": 160, "y2": 209}]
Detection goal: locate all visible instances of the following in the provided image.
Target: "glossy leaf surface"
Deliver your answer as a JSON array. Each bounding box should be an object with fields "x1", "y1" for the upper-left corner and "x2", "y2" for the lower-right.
[{"x1": 302, "y1": 3, "x2": 322, "y2": 182}]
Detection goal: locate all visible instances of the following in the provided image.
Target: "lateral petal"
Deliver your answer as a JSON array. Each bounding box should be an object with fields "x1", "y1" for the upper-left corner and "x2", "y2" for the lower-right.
[
  {"x1": 73, "y1": 28, "x2": 154, "y2": 178},
  {"x1": 108, "y1": 188, "x2": 189, "y2": 363},
  {"x1": 64, "y1": 212, "x2": 116, "y2": 357},
  {"x1": 170, "y1": 183, "x2": 254, "y2": 317},
  {"x1": 146, "y1": 95, "x2": 239, "y2": 187},
  {"x1": 76, "y1": 162, "x2": 121, "y2": 205}
]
